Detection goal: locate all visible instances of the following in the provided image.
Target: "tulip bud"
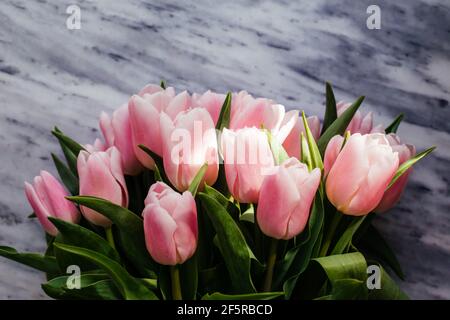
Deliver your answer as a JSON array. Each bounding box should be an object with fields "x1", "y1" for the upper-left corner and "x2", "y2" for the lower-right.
[
  {"x1": 229, "y1": 91, "x2": 296, "y2": 143},
  {"x1": 128, "y1": 87, "x2": 191, "y2": 169},
  {"x1": 77, "y1": 147, "x2": 128, "y2": 227},
  {"x1": 325, "y1": 133, "x2": 399, "y2": 216},
  {"x1": 143, "y1": 182, "x2": 197, "y2": 265},
  {"x1": 283, "y1": 112, "x2": 321, "y2": 159},
  {"x1": 337, "y1": 101, "x2": 384, "y2": 134},
  {"x1": 100, "y1": 104, "x2": 143, "y2": 175},
  {"x1": 375, "y1": 134, "x2": 416, "y2": 213},
  {"x1": 257, "y1": 158, "x2": 321, "y2": 239},
  {"x1": 221, "y1": 127, "x2": 275, "y2": 203},
  {"x1": 160, "y1": 108, "x2": 219, "y2": 192},
  {"x1": 191, "y1": 90, "x2": 226, "y2": 126},
  {"x1": 24, "y1": 171, "x2": 80, "y2": 236}
]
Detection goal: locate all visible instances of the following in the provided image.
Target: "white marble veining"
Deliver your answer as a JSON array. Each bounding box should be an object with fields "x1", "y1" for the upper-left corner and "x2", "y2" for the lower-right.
[{"x1": 0, "y1": 0, "x2": 449, "y2": 299}]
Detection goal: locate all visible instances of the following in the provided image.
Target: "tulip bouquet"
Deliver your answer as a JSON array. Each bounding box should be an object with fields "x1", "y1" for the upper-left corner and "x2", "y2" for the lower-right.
[{"x1": 0, "y1": 82, "x2": 434, "y2": 300}]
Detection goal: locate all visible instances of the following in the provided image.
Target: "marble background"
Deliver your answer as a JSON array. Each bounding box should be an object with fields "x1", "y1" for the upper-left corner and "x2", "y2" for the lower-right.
[{"x1": 0, "y1": 0, "x2": 449, "y2": 299}]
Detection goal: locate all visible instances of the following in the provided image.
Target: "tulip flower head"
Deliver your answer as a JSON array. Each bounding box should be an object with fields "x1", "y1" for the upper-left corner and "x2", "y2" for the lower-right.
[
  {"x1": 143, "y1": 182, "x2": 198, "y2": 265},
  {"x1": 283, "y1": 113, "x2": 321, "y2": 159},
  {"x1": 257, "y1": 158, "x2": 321, "y2": 240},
  {"x1": 221, "y1": 127, "x2": 275, "y2": 203},
  {"x1": 325, "y1": 133, "x2": 399, "y2": 216},
  {"x1": 24, "y1": 171, "x2": 80, "y2": 236},
  {"x1": 160, "y1": 107, "x2": 219, "y2": 192},
  {"x1": 100, "y1": 104, "x2": 143, "y2": 175},
  {"x1": 128, "y1": 85, "x2": 190, "y2": 169},
  {"x1": 77, "y1": 147, "x2": 128, "y2": 227},
  {"x1": 229, "y1": 91, "x2": 297, "y2": 144}
]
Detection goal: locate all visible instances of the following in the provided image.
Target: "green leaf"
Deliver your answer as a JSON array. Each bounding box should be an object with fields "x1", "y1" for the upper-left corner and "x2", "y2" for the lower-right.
[
  {"x1": 301, "y1": 111, "x2": 323, "y2": 170},
  {"x1": 188, "y1": 163, "x2": 208, "y2": 196},
  {"x1": 160, "y1": 80, "x2": 166, "y2": 89},
  {"x1": 180, "y1": 254, "x2": 198, "y2": 300},
  {"x1": 0, "y1": 246, "x2": 60, "y2": 274},
  {"x1": 321, "y1": 82, "x2": 338, "y2": 135},
  {"x1": 138, "y1": 144, "x2": 173, "y2": 188},
  {"x1": 328, "y1": 278, "x2": 367, "y2": 300},
  {"x1": 331, "y1": 216, "x2": 366, "y2": 255},
  {"x1": 53, "y1": 243, "x2": 158, "y2": 300},
  {"x1": 202, "y1": 291, "x2": 284, "y2": 300},
  {"x1": 240, "y1": 205, "x2": 255, "y2": 223},
  {"x1": 28, "y1": 212, "x2": 36, "y2": 219},
  {"x1": 358, "y1": 224, "x2": 404, "y2": 280},
  {"x1": 388, "y1": 146, "x2": 436, "y2": 188},
  {"x1": 198, "y1": 193, "x2": 256, "y2": 293},
  {"x1": 216, "y1": 92, "x2": 232, "y2": 131},
  {"x1": 317, "y1": 96, "x2": 365, "y2": 155},
  {"x1": 300, "y1": 133, "x2": 312, "y2": 171},
  {"x1": 66, "y1": 196, "x2": 157, "y2": 277},
  {"x1": 275, "y1": 193, "x2": 324, "y2": 297},
  {"x1": 42, "y1": 272, "x2": 121, "y2": 300},
  {"x1": 368, "y1": 264, "x2": 409, "y2": 300},
  {"x1": 267, "y1": 129, "x2": 289, "y2": 165},
  {"x1": 51, "y1": 153, "x2": 79, "y2": 195},
  {"x1": 313, "y1": 252, "x2": 367, "y2": 281},
  {"x1": 49, "y1": 217, "x2": 121, "y2": 263},
  {"x1": 52, "y1": 127, "x2": 86, "y2": 158},
  {"x1": 203, "y1": 184, "x2": 240, "y2": 220},
  {"x1": 385, "y1": 113, "x2": 404, "y2": 134},
  {"x1": 53, "y1": 127, "x2": 80, "y2": 174}
]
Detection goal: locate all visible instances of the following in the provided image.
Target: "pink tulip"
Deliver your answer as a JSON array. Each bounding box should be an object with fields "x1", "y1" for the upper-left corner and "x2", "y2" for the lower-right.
[
  {"x1": 128, "y1": 86, "x2": 190, "y2": 169},
  {"x1": 77, "y1": 147, "x2": 129, "y2": 227},
  {"x1": 221, "y1": 127, "x2": 275, "y2": 203},
  {"x1": 100, "y1": 104, "x2": 144, "y2": 175},
  {"x1": 337, "y1": 101, "x2": 384, "y2": 134},
  {"x1": 192, "y1": 90, "x2": 226, "y2": 126},
  {"x1": 24, "y1": 171, "x2": 80, "y2": 236},
  {"x1": 375, "y1": 134, "x2": 416, "y2": 213},
  {"x1": 325, "y1": 133, "x2": 399, "y2": 216},
  {"x1": 142, "y1": 182, "x2": 197, "y2": 265},
  {"x1": 85, "y1": 138, "x2": 106, "y2": 153},
  {"x1": 283, "y1": 113, "x2": 321, "y2": 159},
  {"x1": 323, "y1": 135, "x2": 345, "y2": 176},
  {"x1": 160, "y1": 108, "x2": 219, "y2": 192},
  {"x1": 257, "y1": 158, "x2": 321, "y2": 239},
  {"x1": 229, "y1": 91, "x2": 296, "y2": 143}
]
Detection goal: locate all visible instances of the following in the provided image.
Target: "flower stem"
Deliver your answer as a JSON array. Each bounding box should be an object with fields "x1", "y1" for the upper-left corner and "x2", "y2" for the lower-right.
[
  {"x1": 319, "y1": 212, "x2": 342, "y2": 256},
  {"x1": 105, "y1": 227, "x2": 116, "y2": 250},
  {"x1": 263, "y1": 238, "x2": 278, "y2": 292},
  {"x1": 170, "y1": 265, "x2": 182, "y2": 300}
]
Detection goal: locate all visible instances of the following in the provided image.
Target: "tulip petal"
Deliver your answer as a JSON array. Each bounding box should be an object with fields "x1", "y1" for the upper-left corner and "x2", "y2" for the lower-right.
[
  {"x1": 128, "y1": 95, "x2": 160, "y2": 166},
  {"x1": 323, "y1": 135, "x2": 345, "y2": 176},
  {"x1": 40, "y1": 171, "x2": 79, "y2": 223},
  {"x1": 24, "y1": 182, "x2": 58, "y2": 236},
  {"x1": 111, "y1": 104, "x2": 143, "y2": 175},
  {"x1": 143, "y1": 204, "x2": 178, "y2": 265}
]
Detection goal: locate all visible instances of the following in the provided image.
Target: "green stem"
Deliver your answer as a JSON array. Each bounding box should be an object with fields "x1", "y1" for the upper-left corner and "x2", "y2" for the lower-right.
[
  {"x1": 262, "y1": 238, "x2": 278, "y2": 292},
  {"x1": 319, "y1": 212, "x2": 342, "y2": 256},
  {"x1": 170, "y1": 265, "x2": 182, "y2": 300},
  {"x1": 105, "y1": 227, "x2": 116, "y2": 250}
]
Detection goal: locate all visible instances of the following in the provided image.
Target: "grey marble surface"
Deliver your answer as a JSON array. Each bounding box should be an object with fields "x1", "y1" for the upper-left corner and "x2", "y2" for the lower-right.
[{"x1": 0, "y1": 0, "x2": 449, "y2": 299}]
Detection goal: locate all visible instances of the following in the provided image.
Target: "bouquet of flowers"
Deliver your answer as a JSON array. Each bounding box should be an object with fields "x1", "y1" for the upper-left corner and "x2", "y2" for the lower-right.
[{"x1": 0, "y1": 81, "x2": 434, "y2": 300}]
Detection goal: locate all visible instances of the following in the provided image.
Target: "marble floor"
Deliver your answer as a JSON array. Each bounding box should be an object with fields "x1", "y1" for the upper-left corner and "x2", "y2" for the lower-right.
[{"x1": 0, "y1": 0, "x2": 449, "y2": 299}]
